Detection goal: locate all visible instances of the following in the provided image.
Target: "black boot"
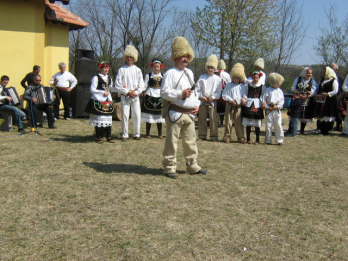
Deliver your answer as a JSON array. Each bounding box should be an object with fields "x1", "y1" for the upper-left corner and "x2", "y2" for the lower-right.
[
  {"x1": 300, "y1": 122, "x2": 306, "y2": 135},
  {"x1": 246, "y1": 126, "x2": 251, "y2": 144},
  {"x1": 255, "y1": 127, "x2": 260, "y2": 144},
  {"x1": 145, "y1": 122, "x2": 151, "y2": 138},
  {"x1": 157, "y1": 123, "x2": 163, "y2": 138},
  {"x1": 106, "y1": 126, "x2": 115, "y2": 143},
  {"x1": 95, "y1": 127, "x2": 103, "y2": 143}
]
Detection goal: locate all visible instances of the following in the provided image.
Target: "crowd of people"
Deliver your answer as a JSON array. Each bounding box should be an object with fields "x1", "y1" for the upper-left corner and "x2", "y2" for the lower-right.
[
  {"x1": 0, "y1": 62, "x2": 78, "y2": 133},
  {"x1": 1, "y1": 36, "x2": 348, "y2": 178}
]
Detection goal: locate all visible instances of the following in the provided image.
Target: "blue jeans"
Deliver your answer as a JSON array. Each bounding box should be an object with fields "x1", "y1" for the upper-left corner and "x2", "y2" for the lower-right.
[
  {"x1": 290, "y1": 117, "x2": 299, "y2": 136},
  {"x1": 0, "y1": 104, "x2": 26, "y2": 129}
]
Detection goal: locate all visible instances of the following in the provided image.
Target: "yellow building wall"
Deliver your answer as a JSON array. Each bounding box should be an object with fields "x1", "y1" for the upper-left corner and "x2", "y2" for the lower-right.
[
  {"x1": 44, "y1": 23, "x2": 70, "y2": 83},
  {"x1": 0, "y1": 0, "x2": 71, "y2": 106}
]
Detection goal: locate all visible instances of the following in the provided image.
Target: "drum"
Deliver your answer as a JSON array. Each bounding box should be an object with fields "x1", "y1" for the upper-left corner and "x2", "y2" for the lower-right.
[{"x1": 112, "y1": 102, "x2": 122, "y2": 121}]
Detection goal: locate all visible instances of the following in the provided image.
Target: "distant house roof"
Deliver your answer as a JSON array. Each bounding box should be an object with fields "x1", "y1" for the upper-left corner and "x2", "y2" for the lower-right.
[{"x1": 45, "y1": 0, "x2": 88, "y2": 31}]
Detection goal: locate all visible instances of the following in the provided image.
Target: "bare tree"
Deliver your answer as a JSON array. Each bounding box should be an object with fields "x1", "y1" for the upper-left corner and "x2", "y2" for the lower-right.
[
  {"x1": 272, "y1": 0, "x2": 306, "y2": 74},
  {"x1": 69, "y1": 0, "x2": 189, "y2": 77},
  {"x1": 314, "y1": 4, "x2": 348, "y2": 67}
]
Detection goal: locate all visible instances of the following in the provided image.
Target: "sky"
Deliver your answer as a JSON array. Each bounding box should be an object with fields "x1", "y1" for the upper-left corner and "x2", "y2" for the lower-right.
[{"x1": 175, "y1": 0, "x2": 348, "y2": 66}]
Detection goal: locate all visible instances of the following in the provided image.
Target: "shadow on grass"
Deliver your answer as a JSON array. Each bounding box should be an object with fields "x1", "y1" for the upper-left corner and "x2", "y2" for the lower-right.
[
  {"x1": 83, "y1": 162, "x2": 186, "y2": 176},
  {"x1": 50, "y1": 134, "x2": 94, "y2": 143}
]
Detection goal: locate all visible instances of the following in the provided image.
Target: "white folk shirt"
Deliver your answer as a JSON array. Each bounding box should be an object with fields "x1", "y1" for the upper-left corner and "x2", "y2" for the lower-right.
[
  {"x1": 90, "y1": 74, "x2": 113, "y2": 101},
  {"x1": 220, "y1": 71, "x2": 231, "y2": 84},
  {"x1": 263, "y1": 87, "x2": 284, "y2": 109},
  {"x1": 291, "y1": 77, "x2": 317, "y2": 95},
  {"x1": 144, "y1": 72, "x2": 162, "y2": 98},
  {"x1": 222, "y1": 82, "x2": 245, "y2": 105},
  {"x1": 115, "y1": 65, "x2": 145, "y2": 99},
  {"x1": 197, "y1": 74, "x2": 222, "y2": 100},
  {"x1": 49, "y1": 71, "x2": 77, "y2": 88},
  {"x1": 160, "y1": 67, "x2": 200, "y2": 109}
]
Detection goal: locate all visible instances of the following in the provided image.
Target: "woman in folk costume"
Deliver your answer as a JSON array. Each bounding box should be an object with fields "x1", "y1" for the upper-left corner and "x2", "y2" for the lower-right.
[
  {"x1": 197, "y1": 54, "x2": 222, "y2": 141},
  {"x1": 85, "y1": 62, "x2": 115, "y2": 143},
  {"x1": 287, "y1": 67, "x2": 317, "y2": 135},
  {"x1": 141, "y1": 59, "x2": 165, "y2": 139},
  {"x1": 222, "y1": 62, "x2": 246, "y2": 143},
  {"x1": 314, "y1": 66, "x2": 338, "y2": 135},
  {"x1": 242, "y1": 71, "x2": 266, "y2": 145}
]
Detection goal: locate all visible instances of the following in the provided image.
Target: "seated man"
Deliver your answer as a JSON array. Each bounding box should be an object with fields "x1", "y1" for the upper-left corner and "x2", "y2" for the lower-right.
[
  {"x1": 23, "y1": 75, "x2": 56, "y2": 129},
  {"x1": 0, "y1": 75, "x2": 27, "y2": 134}
]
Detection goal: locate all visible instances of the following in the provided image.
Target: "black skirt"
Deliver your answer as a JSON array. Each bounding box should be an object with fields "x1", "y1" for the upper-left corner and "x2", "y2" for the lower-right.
[
  {"x1": 300, "y1": 97, "x2": 315, "y2": 119},
  {"x1": 314, "y1": 95, "x2": 338, "y2": 118},
  {"x1": 85, "y1": 99, "x2": 114, "y2": 115},
  {"x1": 242, "y1": 103, "x2": 264, "y2": 120},
  {"x1": 141, "y1": 94, "x2": 162, "y2": 115}
]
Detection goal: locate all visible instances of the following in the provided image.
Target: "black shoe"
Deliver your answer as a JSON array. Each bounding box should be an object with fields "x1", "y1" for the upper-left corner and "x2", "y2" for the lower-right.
[
  {"x1": 166, "y1": 172, "x2": 177, "y2": 179},
  {"x1": 49, "y1": 126, "x2": 57, "y2": 129},
  {"x1": 18, "y1": 129, "x2": 27, "y2": 134},
  {"x1": 192, "y1": 169, "x2": 208, "y2": 175}
]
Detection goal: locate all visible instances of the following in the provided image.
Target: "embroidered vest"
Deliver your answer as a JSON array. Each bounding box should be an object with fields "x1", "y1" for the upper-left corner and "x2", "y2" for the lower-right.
[
  {"x1": 148, "y1": 73, "x2": 162, "y2": 89},
  {"x1": 296, "y1": 77, "x2": 312, "y2": 93},
  {"x1": 97, "y1": 75, "x2": 111, "y2": 91},
  {"x1": 247, "y1": 84, "x2": 263, "y2": 99}
]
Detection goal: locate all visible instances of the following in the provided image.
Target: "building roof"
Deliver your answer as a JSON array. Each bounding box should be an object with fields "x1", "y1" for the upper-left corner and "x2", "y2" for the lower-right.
[{"x1": 45, "y1": 0, "x2": 89, "y2": 31}]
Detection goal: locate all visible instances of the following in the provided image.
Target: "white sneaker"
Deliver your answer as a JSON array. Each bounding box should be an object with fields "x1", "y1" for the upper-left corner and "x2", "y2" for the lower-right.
[{"x1": 65, "y1": 118, "x2": 71, "y2": 120}]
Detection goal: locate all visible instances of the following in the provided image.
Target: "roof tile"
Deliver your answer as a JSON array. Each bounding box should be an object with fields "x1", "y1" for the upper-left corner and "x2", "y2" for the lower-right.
[{"x1": 45, "y1": 0, "x2": 88, "y2": 30}]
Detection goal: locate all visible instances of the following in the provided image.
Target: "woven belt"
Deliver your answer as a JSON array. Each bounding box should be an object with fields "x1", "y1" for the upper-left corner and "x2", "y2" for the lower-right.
[{"x1": 169, "y1": 104, "x2": 195, "y2": 114}]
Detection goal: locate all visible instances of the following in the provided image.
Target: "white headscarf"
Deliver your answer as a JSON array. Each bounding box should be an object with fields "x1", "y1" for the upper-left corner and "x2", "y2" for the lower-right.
[
  {"x1": 299, "y1": 67, "x2": 312, "y2": 79},
  {"x1": 324, "y1": 67, "x2": 337, "y2": 80}
]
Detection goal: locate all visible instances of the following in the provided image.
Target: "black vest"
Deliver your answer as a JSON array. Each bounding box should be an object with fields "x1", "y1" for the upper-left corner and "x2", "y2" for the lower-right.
[
  {"x1": 247, "y1": 84, "x2": 263, "y2": 99},
  {"x1": 96, "y1": 75, "x2": 111, "y2": 91},
  {"x1": 148, "y1": 73, "x2": 162, "y2": 88},
  {"x1": 318, "y1": 79, "x2": 334, "y2": 94}
]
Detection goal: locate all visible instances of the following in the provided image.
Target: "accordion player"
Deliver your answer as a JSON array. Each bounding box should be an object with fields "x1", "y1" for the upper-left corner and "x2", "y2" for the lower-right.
[{"x1": 1, "y1": 86, "x2": 21, "y2": 106}]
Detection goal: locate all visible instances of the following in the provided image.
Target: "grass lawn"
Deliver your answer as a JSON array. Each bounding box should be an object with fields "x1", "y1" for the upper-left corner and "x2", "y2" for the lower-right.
[{"x1": 0, "y1": 112, "x2": 347, "y2": 260}]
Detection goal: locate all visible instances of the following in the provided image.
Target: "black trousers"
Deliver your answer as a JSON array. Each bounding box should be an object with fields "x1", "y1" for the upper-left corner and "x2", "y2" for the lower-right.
[
  {"x1": 54, "y1": 89, "x2": 70, "y2": 119},
  {"x1": 29, "y1": 103, "x2": 55, "y2": 128}
]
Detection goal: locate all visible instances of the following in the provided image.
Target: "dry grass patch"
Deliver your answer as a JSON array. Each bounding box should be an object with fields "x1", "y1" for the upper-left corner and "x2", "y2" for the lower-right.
[{"x1": 0, "y1": 114, "x2": 348, "y2": 260}]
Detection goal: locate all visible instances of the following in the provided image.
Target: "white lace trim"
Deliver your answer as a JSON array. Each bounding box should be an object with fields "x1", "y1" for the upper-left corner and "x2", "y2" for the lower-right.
[
  {"x1": 89, "y1": 114, "x2": 112, "y2": 127},
  {"x1": 141, "y1": 113, "x2": 165, "y2": 123}
]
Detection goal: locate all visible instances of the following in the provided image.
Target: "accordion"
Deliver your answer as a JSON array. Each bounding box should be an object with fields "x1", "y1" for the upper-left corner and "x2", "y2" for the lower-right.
[
  {"x1": 2, "y1": 87, "x2": 21, "y2": 106},
  {"x1": 37, "y1": 86, "x2": 54, "y2": 105}
]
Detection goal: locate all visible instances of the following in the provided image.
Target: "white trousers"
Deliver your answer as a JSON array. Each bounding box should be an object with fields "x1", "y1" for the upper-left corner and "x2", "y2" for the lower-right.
[
  {"x1": 121, "y1": 97, "x2": 141, "y2": 138},
  {"x1": 265, "y1": 110, "x2": 284, "y2": 143}
]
